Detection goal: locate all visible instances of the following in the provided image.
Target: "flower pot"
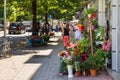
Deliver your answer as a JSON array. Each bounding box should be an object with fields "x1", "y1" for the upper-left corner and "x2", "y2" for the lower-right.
[
  {"x1": 75, "y1": 71, "x2": 81, "y2": 77},
  {"x1": 78, "y1": 24, "x2": 84, "y2": 32},
  {"x1": 67, "y1": 65, "x2": 74, "y2": 78},
  {"x1": 90, "y1": 69, "x2": 97, "y2": 77}
]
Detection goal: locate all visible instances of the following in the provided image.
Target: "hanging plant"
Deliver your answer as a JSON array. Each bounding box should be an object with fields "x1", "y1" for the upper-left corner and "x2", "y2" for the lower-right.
[
  {"x1": 83, "y1": 8, "x2": 96, "y2": 19},
  {"x1": 92, "y1": 20, "x2": 99, "y2": 30}
]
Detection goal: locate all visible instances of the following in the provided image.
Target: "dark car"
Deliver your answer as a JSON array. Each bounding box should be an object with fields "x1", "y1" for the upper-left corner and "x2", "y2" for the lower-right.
[{"x1": 8, "y1": 23, "x2": 26, "y2": 34}]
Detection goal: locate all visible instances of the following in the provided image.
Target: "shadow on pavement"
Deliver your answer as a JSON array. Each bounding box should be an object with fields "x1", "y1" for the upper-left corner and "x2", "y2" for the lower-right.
[{"x1": 24, "y1": 37, "x2": 67, "y2": 80}]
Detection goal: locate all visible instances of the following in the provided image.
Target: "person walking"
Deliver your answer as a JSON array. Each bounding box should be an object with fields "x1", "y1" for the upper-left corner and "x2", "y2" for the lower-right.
[
  {"x1": 74, "y1": 26, "x2": 82, "y2": 41},
  {"x1": 62, "y1": 23, "x2": 70, "y2": 50}
]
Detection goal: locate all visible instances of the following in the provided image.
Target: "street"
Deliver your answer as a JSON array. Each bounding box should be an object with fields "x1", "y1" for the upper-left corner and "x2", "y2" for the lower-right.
[
  {"x1": 0, "y1": 30, "x2": 31, "y2": 37},
  {"x1": 0, "y1": 30, "x2": 32, "y2": 42}
]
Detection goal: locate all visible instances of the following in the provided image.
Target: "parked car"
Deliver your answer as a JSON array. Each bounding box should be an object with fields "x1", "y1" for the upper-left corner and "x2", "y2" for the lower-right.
[
  {"x1": 25, "y1": 24, "x2": 32, "y2": 32},
  {"x1": 8, "y1": 22, "x2": 26, "y2": 34},
  {"x1": 0, "y1": 24, "x2": 4, "y2": 31},
  {"x1": 22, "y1": 21, "x2": 32, "y2": 32}
]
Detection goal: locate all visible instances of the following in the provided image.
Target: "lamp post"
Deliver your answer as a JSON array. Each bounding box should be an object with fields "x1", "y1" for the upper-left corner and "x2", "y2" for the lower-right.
[
  {"x1": 4, "y1": 0, "x2": 6, "y2": 38},
  {"x1": 3, "y1": 0, "x2": 9, "y2": 57}
]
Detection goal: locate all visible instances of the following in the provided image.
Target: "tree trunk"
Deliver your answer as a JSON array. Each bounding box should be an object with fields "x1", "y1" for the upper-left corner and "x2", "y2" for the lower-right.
[
  {"x1": 44, "y1": 6, "x2": 49, "y2": 35},
  {"x1": 32, "y1": 0, "x2": 38, "y2": 36},
  {"x1": 45, "y1": 6, "x2": 48, "y2": 24}
]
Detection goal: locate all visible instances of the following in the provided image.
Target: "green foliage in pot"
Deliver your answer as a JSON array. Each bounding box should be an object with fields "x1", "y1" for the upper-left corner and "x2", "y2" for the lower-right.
[
  {"x1": 81, "y1": 61, "x2": 89, "y2": 72},
  {"x1": 87, "y1": 49, "x2": 107, "y2": 70},
  {"x1": 74, "y1": 62, "x2": 81, "y2": 71},
  {"x1": 87, "y1": 54, "x2": 98, "y2": 70},
  {"x1": 78, "y1": 37, "x2": 90, "y2": 53},
  {"x1": 95, "y1": 49, "x2": 107, "y2": 70},
  {"x1": 40, "y1": 35, "x2": 50, "y2": 42}
]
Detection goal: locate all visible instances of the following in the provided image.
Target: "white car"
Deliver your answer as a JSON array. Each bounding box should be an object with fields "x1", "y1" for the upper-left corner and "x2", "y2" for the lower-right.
[
  {"x1": 25, "y1": 25, "x2": 32, "y2": 32},
  {"x1": 22, "y1": 21, "x2": 32, "y2": 32},
  {"x1": 0, "y1": 24, "x2": 4, "y2": 28}
]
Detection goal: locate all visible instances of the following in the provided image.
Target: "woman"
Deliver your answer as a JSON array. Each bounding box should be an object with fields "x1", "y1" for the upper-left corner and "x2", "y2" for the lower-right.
[
  {"x1": 74, "y1": 26, "x2": 82, "y2": 41},
  {"x1": 62, "y1": 23, "x2": 70, "y2": 50}
]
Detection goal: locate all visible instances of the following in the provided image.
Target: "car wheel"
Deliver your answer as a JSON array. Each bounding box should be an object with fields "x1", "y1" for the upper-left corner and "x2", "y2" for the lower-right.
[
  {"x1": 24, "y1": 30, "x2": 26, "y2": 33},
  {"x1": 9, "y1": 32, "x2": 11, "y2": 34}
]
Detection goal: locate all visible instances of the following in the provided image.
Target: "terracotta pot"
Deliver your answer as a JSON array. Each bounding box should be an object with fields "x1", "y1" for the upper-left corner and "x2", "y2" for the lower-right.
[
  {"x1": 90, "y1": 69, "x2": 97, "y2": 77},
  {"x1": 75, "y1": 71, "x2": 81, "y2": 77}
]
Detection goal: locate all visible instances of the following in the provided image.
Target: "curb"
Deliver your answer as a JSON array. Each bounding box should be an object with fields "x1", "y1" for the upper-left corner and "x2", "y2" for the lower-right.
[{"x1": 106, "y1": 68, "x2": 115, "y2": 80}]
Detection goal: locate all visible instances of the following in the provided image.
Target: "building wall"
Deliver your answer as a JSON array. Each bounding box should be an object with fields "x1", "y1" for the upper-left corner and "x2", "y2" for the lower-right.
[
  {"x1": 98, "y1": 0, "x2": 106, "y2": 26},
  {"x1": 89, "y1": 0, "x2": 120, "y2": 71},
  {"x1": 111, "y1": 0, "x2": 120, "y2": 71}
]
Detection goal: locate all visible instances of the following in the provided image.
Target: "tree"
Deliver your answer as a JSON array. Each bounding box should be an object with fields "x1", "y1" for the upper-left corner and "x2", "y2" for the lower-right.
[
  {"x1": 0, "y1": 0, "x2": 84, "y2": 35},
  {"x1": 31, "y1": 0, "x2": 38, "y2": 35}
]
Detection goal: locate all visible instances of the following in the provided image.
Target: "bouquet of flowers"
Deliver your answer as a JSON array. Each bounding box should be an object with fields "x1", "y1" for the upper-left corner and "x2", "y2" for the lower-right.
[
  {"x1": 66, "y1": 42, "x2": 78, "y2": 55},
  {"x1": 63, "y1": 56, "x2": 73, "y2": 65},
  {"x1": 58, "y1": 51, "x2": 73, "y2": 65}
]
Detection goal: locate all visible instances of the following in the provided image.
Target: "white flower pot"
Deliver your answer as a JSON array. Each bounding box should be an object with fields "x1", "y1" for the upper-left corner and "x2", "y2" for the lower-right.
[{"x1": 67, "y1": 65, "x2": 74, "y2": 78}]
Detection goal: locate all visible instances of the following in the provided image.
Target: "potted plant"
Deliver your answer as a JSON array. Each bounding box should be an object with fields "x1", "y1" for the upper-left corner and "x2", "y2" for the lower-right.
[
  {"x1": 87, "y1": 54, "x2": 98, "y2": 76},
  {"x1": 81, "y1": 61, "x2": 89, "y2": 76},
  {"x1": 92, "y1": 20, "x2": 99, "y2": 30},
  {"x1": 78, "y1": 37, "x2": 90, "y2": 53},
  {"x1": 85, "y1": 8, "x2": 96, "y2": 18},
  {"x1": 40, "y1": 35, "x2": 50, "y2": 42},
  {"x1": 95, "y1": 49, "x2": 107, "y2": 70},
  {"x1": 78, "y1": 24, "x2": 85, "y2": 32},
  {"x1": 74, "y1": 61, "x2": 81, "y2": 77},
  {"x1": 63, "y1": 57, "x2": 74, "y2": 78},
  {"x1": 83, "y1": 8, "x2": 96, "y2": 19}
]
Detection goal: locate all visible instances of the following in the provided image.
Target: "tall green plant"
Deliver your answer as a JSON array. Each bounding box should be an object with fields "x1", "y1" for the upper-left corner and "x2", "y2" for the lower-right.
[
  {"x1": 78, "y1": 38, "x2": 90, "y2": 53},
  {"x1": 74, "y1": 62, "x2": 81, "y2": 71},
  {"x1": 95, "y1": 49, "x2": 107, "y2": 70},
  {"x1": 87, "y1": 54, "x2": 98, "y2": 70},
  {"x1": 81, "y1": 61, "x2": 89, "y2": 71},
  {"x1": 87, "y1": 49, "x2": 107, "y2": 70}
]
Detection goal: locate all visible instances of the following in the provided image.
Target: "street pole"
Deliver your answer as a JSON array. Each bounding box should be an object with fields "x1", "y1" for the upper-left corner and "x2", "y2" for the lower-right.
[{"x1": 4, "y1": 0, "x2": 6, "y2": 38}]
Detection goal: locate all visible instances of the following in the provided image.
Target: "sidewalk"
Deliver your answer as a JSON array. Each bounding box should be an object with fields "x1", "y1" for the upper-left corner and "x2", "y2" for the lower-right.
[{"x1": 0, "y1": 32, "x2": 114, "y2": 80}]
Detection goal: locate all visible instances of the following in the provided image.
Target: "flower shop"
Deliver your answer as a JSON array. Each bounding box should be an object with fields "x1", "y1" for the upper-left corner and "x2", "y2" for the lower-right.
[{"x1": 58, "y1": 7, "x2": 111, "y2": 78}]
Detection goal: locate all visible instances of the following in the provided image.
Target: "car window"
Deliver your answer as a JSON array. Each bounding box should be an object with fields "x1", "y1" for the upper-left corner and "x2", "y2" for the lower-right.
[
  {"x1": 19, "y1": 23, "x2": 23, "y2": 26},
  {"x1": 10, "y1": 23, "x2": 17, "y2": 27}
]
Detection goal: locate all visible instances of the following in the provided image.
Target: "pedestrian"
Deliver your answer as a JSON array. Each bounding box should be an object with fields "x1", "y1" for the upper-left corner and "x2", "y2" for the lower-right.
[
  {"x1": 74, "y1": 26, "x2": 82, "y2": 41},
  {"x1": 62, "y1": 23, "x2": 70, "y2": 50},
  {"x1": 69, "y1": 24, "x2": 75, "y2": 42},
  {"x1": 55, "y1": 25, "x2": 59, "y2": 32},
  {"x1": 58, "y1": 51, "x2": 70, "y2": 76}
]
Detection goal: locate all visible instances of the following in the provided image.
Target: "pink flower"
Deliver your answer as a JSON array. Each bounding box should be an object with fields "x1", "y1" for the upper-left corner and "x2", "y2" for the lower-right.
[{"x1": 102, "y1": 39, "x2": 111, "y2": 51}]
